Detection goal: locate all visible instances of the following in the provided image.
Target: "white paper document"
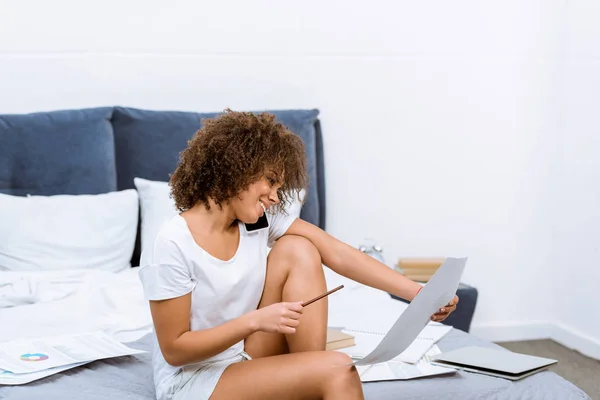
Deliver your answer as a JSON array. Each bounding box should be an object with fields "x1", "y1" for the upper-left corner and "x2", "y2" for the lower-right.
[
  {"x1": 356, "y1": 345, "x2": 456, "y2": 382},
  {"x1": 340, "y1": 324, "x2": 452, "y2": 364},
  {"x1": 0, "y1": 362, "x2": 89, "y2": 385},
  {"x1": 0, "y1": 331, "x2": 145, "y2": 374},
  {"x1": 353, "y1": 257, "x2": 467, "y2": 366}
]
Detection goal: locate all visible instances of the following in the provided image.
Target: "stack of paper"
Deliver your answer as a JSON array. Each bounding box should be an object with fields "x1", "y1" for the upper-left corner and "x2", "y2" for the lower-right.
[
  {"x1": 0, "y1": 362, "x2": 90, "y2": 385},
  {"x1": 339, "y1": 257, "x2": 467, "y2": 381},
  {"x1": 398, "y1": 325, "x2": 452, "y2": 363},
  {"x1": 352, "y1": 257, "x2": 466, "y2": 366},
  {"x1": 0, "y1": 331, "x2": 145, "y2": 385},
  {"x1": 356, "y1": 345, "x2": 455, "y2": 382},
  {"x1": 338, "y1": 324, "x2": 452, "y2": 364}
]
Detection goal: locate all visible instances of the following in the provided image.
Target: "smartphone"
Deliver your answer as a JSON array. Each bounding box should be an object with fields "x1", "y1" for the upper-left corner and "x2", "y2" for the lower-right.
[{"x1": 244, "y1": 213, "x2": 269, "y2": 232}]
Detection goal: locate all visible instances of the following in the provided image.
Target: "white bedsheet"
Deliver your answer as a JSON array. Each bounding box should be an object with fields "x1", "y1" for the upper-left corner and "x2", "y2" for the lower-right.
[
  {"x1": 0, "y1": 265, "x2": 427, "y2": 346},
  {"x1": 0, "y1": 268, "x2": 153, "y2": 343},
  {"x1": 1, "y1": 271, "x2": 79, "y2": 308}
]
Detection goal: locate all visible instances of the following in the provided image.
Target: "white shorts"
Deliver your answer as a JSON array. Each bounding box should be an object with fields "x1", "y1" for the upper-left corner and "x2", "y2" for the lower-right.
[{"x1": 171, "y1": 352, "x2": 251, "y2": 400}]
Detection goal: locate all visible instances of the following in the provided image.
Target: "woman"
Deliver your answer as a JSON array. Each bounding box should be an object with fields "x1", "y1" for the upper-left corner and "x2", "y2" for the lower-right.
[{"x1": 138, "y1": 110, "x2": 459, "y2": 400}]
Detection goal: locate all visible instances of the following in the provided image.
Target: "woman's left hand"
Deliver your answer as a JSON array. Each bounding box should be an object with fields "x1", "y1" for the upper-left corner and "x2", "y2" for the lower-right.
[{"x1": 430, "y1": 295, "x2": 459, "y2": 322}]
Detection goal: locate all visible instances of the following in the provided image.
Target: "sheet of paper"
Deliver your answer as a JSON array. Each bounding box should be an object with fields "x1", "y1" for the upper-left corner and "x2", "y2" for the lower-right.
[
  {"x1": 353, "y1": 257, "x2": 467, "y2": 366},
  {"x1": 0, "y1": 331, "x2": 145, "y2": 374},
  {"x1": 356, "y1": 345, "x2": 456, "y2": 382},
  {"x1": 339, "y1": 324, "x2": 452, "y2": 364},
  {"x1": 397, "y1": 324, "x2": 452, "y2": 363},
  {"x1": 0, "y1": 362, "x2": 89, "y2": 385}
]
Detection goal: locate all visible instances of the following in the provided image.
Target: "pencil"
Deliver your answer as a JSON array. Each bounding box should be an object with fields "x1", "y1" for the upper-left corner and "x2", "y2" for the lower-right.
[{"x1": 301, "y1": 285, "x2": 344, "y2": 307}]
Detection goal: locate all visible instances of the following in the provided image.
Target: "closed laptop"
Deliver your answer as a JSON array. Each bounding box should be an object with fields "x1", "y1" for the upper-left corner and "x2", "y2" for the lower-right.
[{"x1": 430, "y1": 346, "x2": 558, "y2": 381}]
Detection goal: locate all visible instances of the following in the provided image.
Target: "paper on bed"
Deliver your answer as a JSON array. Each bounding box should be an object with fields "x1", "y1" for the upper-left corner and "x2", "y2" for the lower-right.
[
  {"x1": 353, "y1": 257, "x2": 467, "y2": 366},
  {"x1": 0, "y1": 362, "x2": 90, "y2": 385},
  {"x1": 0, "y1": 331, "x2": 145, "y2": 374},
  {"x1": 356, "y1": 345, "x2": 456, "y2": 382},
  {"x1": 340, "y1": 324, "x2": 452, "y2": 364},
  {"x1": 398, "y1": 325, "x2": 453, "y2": 363}
]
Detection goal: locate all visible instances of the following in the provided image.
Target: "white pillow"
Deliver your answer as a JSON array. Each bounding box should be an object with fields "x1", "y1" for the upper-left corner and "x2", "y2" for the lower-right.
[
  {"x1": 284, "y1": 190, "x2": 305, "y2": 220},
  {"x1": 0, "y1": 190, "x2": 139, "y2": 272},
  {"x1": 133, "y1": 177, "x2": 179, "y2": 257},
  {"x1": 133, "y1": 177, "x2": 305, "y2": 257}
]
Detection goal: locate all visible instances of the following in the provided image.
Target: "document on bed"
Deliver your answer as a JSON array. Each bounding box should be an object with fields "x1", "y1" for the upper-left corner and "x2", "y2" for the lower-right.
[
  {"x1": 0, "y1": 362, "x2": 90, "y2": 385},
  {"x1": 352, "y1": 257, "x2": 467, "y2": 366},
  {"x1": 355, "y1": 345, "x2": 456, "y2": 382},
  {"x1": 0, "y1": 331, "x2": 145, "y2": 374},
  {"x1": 340, "y1": 324, "x2": 452, "y2": 364}
]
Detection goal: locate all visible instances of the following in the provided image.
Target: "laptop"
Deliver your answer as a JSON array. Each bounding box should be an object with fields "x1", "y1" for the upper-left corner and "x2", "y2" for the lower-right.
[{"x1": 430, "y1": 346, "x2": 558, "y2": 381}]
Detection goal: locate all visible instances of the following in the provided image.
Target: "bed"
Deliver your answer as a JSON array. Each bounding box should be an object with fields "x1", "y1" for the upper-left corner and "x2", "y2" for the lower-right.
[
  {"x1": 0, "y1": 106, "x2": 591, "y2": 400},
  {"x1": 0, "y1": 270, "x2": 590, "y2": 400}
]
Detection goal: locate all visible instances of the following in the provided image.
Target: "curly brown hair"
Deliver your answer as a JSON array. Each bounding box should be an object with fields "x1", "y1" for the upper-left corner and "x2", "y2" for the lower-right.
[{"x1": 169, "y1": 110, "x2": 308, "y2": 212}]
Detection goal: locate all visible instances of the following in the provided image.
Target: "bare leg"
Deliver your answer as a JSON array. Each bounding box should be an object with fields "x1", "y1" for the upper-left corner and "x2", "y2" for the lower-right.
[
  {"x1": 211, "y1": 351, "x2": 364, "y2": 400},
  {"x1": 212, "y1": 236, "x2": 364, "y2": 399},
  {"x1": 245, "y1": 235, "x2": 329, "y2": 357}
]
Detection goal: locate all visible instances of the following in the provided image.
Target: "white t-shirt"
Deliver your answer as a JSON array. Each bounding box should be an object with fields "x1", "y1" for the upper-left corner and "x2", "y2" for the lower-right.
[{"x1": 138, "y1": 210, "x2": 296, "y2": 400}]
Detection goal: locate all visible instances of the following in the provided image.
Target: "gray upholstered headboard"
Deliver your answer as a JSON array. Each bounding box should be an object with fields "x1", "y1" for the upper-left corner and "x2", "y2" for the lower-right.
[
  {"x1": 311, "y1": 118, "x2": 326, "y2": 231},
  {"x1": 0, "y1": 106, "x2": 327, "y2": 265}
]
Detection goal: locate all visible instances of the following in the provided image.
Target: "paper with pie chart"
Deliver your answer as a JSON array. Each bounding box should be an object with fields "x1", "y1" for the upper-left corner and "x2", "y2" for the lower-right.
[{"x1": 0, "y1": 331, "x2": 144, "y2": 374}]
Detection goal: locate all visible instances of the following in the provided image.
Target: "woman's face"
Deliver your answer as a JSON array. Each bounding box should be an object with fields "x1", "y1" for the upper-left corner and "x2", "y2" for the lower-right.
[{"x1": 231, "y1": 170, "x2": 282, "y2": 224}]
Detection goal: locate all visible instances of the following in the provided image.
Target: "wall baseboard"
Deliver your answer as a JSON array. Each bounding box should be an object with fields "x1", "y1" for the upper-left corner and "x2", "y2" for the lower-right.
[
  {"x1": 470, "y1": 321, "x2": 600, "y2": 360},
  {"x1": 551, "y1": 323, "x2": 600, "y2": 361}
]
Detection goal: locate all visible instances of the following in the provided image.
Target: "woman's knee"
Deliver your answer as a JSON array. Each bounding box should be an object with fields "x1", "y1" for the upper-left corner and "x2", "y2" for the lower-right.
[
  {"x1": 320, "y1": 352, "x2": 363, "y2": 394},
  {"x1": 323, "y1": 350, "x2": 354, "y2": 367},
  {"x1": 269, "y1": 235, "x2": 321, "y2": 270},
  {"x1": 310, "y1": 351, "x2": 357, "y2": 377}
]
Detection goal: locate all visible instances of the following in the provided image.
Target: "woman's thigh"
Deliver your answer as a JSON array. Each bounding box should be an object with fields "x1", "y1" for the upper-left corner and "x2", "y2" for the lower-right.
[{"x1": 211, "y1": 351, "x2": 363, "y2": 400}]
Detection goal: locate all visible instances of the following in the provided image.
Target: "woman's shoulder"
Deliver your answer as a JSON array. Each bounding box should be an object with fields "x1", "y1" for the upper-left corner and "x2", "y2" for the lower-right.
[
  {"x1": 141, "y1": 214, "x2": 191, "y2": 266},
  {"x1": 155, "y1": 213, "x2": 188, "y2": 241}
]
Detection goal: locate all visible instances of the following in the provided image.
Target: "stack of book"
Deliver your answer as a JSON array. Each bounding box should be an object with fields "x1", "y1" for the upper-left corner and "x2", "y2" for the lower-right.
[
  {"x1": 395, "y1": 258, "x2": 445, "y2": 282},
  {"x1": 326, "y1": 329, "x2": 355, "y2": 351}
]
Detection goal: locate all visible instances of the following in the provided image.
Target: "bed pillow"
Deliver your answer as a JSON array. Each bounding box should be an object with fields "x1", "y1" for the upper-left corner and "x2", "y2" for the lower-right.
[
  {"x1": 133, "y1": 178, "x2": 179, "y2": 256},
  {"x1": 0, "y1": 190, "x2": 139, "y2": 272},
  {"x1": 0, "y1": 107, "x2": 117, "y2": 196},
  {"x1": 134, "y1": 177, "x2": 305, "y2": 256}
]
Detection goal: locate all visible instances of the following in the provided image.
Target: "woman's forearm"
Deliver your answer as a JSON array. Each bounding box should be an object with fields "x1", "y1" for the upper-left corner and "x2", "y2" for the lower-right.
[
  {"x1": 323, "y1": 240, "x2": 422, "y2": 301},
  {"x1": 164, "y1": 312, "x2": 258, "y2": 367},
  {"x1": 285, "y1": 219, "x2": 422, "y2": 301}
]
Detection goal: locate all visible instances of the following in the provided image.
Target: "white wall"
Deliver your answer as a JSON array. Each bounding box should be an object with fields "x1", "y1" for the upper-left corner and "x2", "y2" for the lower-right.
[
  {"x1": 1, "y1": 0, "x2": 595, "y2": 352},
  {"x1": 550, "y1": 0, "x2": 600, "y2": 360}
]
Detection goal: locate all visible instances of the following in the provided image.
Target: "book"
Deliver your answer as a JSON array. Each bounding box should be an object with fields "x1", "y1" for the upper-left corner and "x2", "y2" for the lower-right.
[
  {"x1": 400, "y1": 266, "x2": 441, "y2": 274},
  {"x1": 403, "y1": 270, "x2": 433, "y2": 275},
  {"x1": 396, "y1": 258, "x2": 446, "y2": 282},
  {"x1": 402, "y1": 273, "x2": 436, "y2": 283},
  {"x1": 326, "y1": 328, "x2": 355, "y2": 351},
  {"x1": 396, "y1": 258, "x2": 445, "y2": 272}
]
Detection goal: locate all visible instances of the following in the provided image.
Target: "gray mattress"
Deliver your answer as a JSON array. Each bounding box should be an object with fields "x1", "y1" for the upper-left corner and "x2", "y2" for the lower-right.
[{"x1": 0, "y1": 329, "x2": 590, "y2": 400}]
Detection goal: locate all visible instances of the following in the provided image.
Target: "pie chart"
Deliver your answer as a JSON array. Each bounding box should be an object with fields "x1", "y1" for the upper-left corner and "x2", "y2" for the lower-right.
[{"x1": 20, "y1": 353, "x2": 49, "y2": 362}]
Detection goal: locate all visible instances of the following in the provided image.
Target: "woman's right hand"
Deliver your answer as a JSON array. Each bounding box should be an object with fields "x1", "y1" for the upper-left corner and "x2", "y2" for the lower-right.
[{"x1": 252, "y1": 302, "x2": 304, "y2": 334}]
